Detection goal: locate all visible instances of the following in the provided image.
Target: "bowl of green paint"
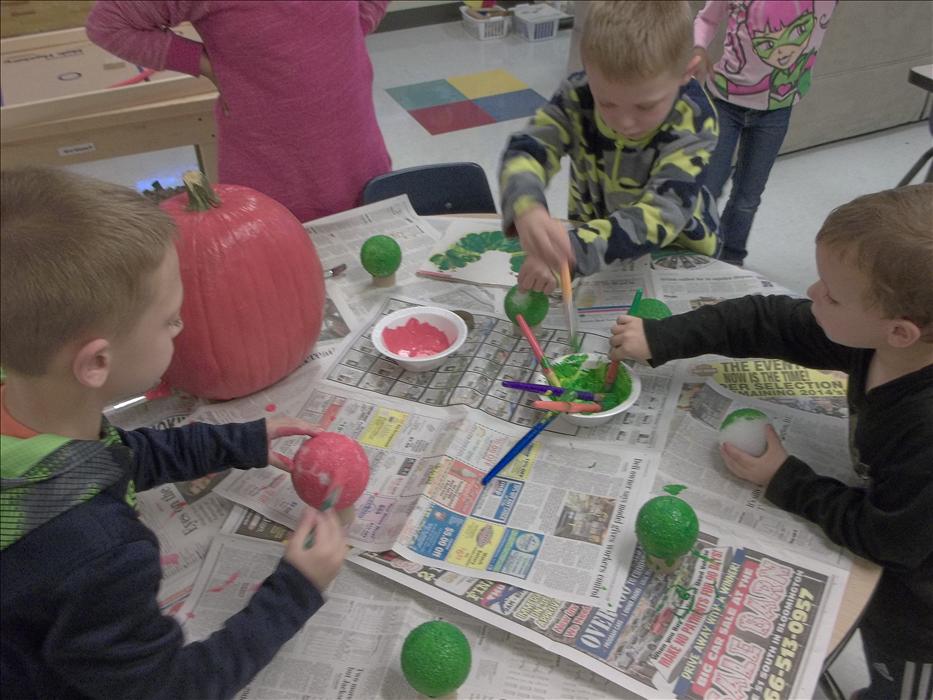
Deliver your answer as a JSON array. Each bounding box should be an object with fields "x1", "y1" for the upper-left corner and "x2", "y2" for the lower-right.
[{"x1": 533, "y1": 353, "x2": 641, "y2": 427}]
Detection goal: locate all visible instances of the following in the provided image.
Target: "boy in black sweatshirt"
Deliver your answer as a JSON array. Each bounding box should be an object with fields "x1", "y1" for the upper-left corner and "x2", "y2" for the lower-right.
[{"x1": 610, "y1": 185, "x2": 933, "y2": 700}]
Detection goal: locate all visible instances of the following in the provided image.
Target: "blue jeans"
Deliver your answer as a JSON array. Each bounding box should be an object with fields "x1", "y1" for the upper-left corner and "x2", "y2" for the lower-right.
[{"x1": 703, "y1": 98, "x2": 792, "y2": 263}]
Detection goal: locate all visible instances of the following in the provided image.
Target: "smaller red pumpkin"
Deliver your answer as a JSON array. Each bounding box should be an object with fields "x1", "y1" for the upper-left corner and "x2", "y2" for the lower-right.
[{"x1": 292, "y1": 433, "x2": 370, "y2": 511}]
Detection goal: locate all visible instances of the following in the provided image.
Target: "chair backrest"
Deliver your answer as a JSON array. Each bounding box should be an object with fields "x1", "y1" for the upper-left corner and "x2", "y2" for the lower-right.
[{"x1": 361, "y1": 162, "x2": 497, "y2": 215}]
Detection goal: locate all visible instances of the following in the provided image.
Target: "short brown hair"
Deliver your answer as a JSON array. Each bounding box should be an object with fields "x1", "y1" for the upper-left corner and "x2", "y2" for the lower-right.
[
  {"x1": 1, "y1": 167, "x2": 176, "y2": 375},
  {"x1": 815, "y1": 184, "x2": 933, "y2": 338},
  {"x1": 581, "y1": 0, "x2": 694, "y2": 81}
]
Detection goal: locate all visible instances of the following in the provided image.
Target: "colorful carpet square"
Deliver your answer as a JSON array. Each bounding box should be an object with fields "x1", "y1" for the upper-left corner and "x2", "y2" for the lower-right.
[
  {"x1": 409, "y1": 100, "x2": 498, "y2": 135},
  {"x1": 388, "y1": 69, "x2": 547, "y2": 134}
]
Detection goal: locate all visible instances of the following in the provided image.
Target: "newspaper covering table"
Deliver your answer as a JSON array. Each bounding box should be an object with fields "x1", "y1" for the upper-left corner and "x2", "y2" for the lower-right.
[{"x1": 102, "y1": 198, "x2": 863, "y2": 699}]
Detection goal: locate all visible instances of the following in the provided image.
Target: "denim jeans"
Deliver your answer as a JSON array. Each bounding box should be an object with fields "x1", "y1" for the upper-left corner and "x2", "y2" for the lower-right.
[{"x1": 702, "y1": 97, "x2": 792, "y2": 264}]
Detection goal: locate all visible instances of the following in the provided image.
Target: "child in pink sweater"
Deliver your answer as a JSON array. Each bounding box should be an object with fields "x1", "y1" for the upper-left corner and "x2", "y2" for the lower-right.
[
  {"x1": 87, "y1": 1, "x2": 392, "y2": 223},
  {"x1": 693, "y1": 0, "x2": 836, "y2": 265}
]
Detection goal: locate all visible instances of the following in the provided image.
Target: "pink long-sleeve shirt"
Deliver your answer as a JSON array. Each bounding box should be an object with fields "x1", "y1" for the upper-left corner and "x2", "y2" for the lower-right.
[
  {"x1": 694, "y1": 0, "x2": 836, "y2": 111},
  {"x1": 87, "y1": 0, "x2": 391, "y2": 223}
]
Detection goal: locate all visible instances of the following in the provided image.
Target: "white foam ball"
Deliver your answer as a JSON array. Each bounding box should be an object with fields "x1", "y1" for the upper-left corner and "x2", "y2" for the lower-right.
[{"x1": 718, "y1": 408, "x2": 769, "y2": 457}]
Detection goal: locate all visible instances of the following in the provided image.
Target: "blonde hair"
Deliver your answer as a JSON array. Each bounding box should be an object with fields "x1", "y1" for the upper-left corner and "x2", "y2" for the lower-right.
[
  {"x1": 1, "y1": 167, "x2": 176, "y2": 375},
  {"x1": 815, "y1": 184, "x2": 933, "y2": 339},
  {"x1": 581, "y1": 0, "x2": 694, "y2": 80}
]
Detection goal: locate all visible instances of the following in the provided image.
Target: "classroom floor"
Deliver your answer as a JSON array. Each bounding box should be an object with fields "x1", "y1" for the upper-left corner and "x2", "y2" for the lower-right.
[{"x1": 62, "y1": 19, "x2": 931, "y2": 697}]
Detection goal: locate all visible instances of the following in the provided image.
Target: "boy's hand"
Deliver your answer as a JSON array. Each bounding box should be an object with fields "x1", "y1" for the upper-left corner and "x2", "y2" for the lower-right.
[
  {"x1": 720, "y1": 425, "x2": 788, "y2": 486},
  {"x1": 266, "y1": 417, "x2": 322, "y2": 472},
  {"x1": 518, "y1": 254, "x2": 558, "y2": 293},
  {"x1": 609, "y1": 315, "x2": 652, "y2": 362},
  {"x1": 515, "y1": 206, "x2": 574, "y2": 284},
  {"x1": 285, "y1": 507, "x2": 346, "y2": 592}
]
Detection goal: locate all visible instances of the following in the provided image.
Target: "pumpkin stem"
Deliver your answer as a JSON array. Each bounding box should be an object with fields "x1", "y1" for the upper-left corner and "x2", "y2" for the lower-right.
[{"x1": 182, "y1": 170, "x2": 221, "y2": 211}]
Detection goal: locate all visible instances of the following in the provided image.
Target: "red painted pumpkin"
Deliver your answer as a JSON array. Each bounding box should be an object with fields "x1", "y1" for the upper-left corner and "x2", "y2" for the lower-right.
[{"x1": 160, "y1": 171, "x2": 324, "y2": 400}]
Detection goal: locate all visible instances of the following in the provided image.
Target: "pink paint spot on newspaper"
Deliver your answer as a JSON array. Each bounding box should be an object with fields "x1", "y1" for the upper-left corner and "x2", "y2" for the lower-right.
[{"x1": 208, "y1": 571, "x2": 240, "y2": 593}]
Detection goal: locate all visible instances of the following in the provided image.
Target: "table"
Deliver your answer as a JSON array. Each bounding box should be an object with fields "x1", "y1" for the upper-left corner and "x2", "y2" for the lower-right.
[
  {"x1": 121, "y1": 203, "x2": 883, "y2": 698},
  {"x1": 0, "y1": 26, "x2": 218, "y2": 181}
]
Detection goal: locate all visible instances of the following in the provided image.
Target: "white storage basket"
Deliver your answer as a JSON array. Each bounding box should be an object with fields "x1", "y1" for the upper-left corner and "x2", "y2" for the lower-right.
[
  {"x1": 460, "y1": 5, "x2": 511, "y2": 40},
  {"x1": 512, "y1": 3, "x2": 561, "y2": 42}
]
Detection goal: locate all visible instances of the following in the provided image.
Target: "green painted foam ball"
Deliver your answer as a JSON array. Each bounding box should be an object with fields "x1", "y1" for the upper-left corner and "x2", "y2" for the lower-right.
[
  {"x1": 635, "y1": 495, "x2": 699, "y2": 563},
  {"x1": 360, "y1": 235, "x2": 402, "y2": 278},
  {"x1": 401, "y1": 621, "x2": 471, "y2": 697},
  {"x1": 632, "y1": 297, "x2": 672, "y2": 320},
  {"x1": 504, "y1": 285, "x2": 549, "y2": 326}
]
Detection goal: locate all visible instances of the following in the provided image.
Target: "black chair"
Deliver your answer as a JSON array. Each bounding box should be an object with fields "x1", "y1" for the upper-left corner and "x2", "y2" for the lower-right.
[{"x1": 361, "y1": 162, "x2": 497, "y2": 215}]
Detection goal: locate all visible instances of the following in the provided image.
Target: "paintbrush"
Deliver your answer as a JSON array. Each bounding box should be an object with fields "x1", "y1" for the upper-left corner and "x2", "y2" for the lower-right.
[
  {"x1": 604, "y1": 288, "x2": 642, "y2": 390},
  {"x1": 515, "y1": 314, "x2": 562, "y2": 388},
  {"x1": 481, "y1": 413, "x2": 559, "y2": 486},
  {"x1": 531, "y1": 400, "x2": 603, "y2": 413},
  {"x1": 303, "y1": 485, "x2": 343, "y2": 549},
  {"x1": 501, "y1": 380, "x2": 604, "y2": 402},
  {"x1": 559, "y1": 262, "x2": 581, "y2": 351}
]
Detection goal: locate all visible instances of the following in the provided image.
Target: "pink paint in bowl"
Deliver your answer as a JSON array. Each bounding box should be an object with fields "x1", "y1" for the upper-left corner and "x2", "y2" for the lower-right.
[
  {"x1": 382, "y1": 318, "x2": 452, "y2": 358},
  {"x1": 372, "y1": 307, "x2": 468, "y2": 373}
]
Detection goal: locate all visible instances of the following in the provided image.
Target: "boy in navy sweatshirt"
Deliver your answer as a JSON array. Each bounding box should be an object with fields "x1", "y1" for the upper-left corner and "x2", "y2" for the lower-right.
[{"x1": 1, "y1": 167, "x2": 345, "y2": 699}]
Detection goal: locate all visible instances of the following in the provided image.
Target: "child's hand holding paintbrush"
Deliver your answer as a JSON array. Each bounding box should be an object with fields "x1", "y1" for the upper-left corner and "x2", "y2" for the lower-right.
[{"x1": 283, "y1": 488, "x2": 347, "y2": 593}]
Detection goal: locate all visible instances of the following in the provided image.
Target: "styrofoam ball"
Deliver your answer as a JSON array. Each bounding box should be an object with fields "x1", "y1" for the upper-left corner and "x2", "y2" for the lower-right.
[{"x1": 718, "y1": 408, "x2": 769, "y2": 457}]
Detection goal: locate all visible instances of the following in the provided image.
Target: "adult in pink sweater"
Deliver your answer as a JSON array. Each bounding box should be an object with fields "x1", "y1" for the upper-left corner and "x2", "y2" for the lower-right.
[{"x1": 86, "y1": 1, "x2": 392, "y2": 223}]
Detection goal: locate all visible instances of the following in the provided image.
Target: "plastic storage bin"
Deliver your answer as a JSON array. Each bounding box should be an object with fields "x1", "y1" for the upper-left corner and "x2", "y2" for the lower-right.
[
  {"x1": 459, "y1": 5, "x2": 510, "y2": 40},
  {"x1": 512, "y1": 3, "x2": 561, "y2": 42}
]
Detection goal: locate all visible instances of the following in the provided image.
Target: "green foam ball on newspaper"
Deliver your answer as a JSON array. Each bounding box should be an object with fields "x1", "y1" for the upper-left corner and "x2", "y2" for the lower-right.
[
  {"x1": 504, "y1": 285, "x2": 549, "y2": 326},
  {"x1": 360, "y1": 235, "x2": 402, "y2": 279},
  {"x1": 632, "y1": 297, "x2": 672, "y2": 320},
  {"x1": 635, "y1": 494, "x2": 699, "y2": 563},
  {"x1": 401, "y1": 621, "x2": 471, "y2": 697}
]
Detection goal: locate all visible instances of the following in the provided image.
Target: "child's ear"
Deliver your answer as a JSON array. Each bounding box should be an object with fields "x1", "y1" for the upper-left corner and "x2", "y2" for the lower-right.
[
  {"x1": 887, "y1": 319, "x2": 922, "y2": 348},
  {"x1": 682, "y1": 54, "x2": 703, "y2": 84},
  {"x1": 73, "y1": 339, "x2": 113, "y2": 389}
]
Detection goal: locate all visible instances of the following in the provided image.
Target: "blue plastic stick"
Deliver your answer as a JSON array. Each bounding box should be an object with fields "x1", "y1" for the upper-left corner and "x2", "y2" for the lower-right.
[{"x1": 481, "y1": 414, "x2": 558, "y2": 486}]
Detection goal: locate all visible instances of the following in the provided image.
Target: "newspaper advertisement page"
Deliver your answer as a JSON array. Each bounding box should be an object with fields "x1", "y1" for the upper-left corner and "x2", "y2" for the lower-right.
[
  {"x1": 351, "y1": 522, "x2": 846, "y2": 700},
  {"x1": 206, "y1": 382, "x2": 658, "y2": 607},
  {"x1": 676, "y1": 354, "x2": 849, "y2": 419},
  {"x1": 325, "y1": 295, "x2": 679, "y2": 450},
  {"x1": 180, "y1": 530, "x2": 619, "y2": 699},
  {"x1": 303, "y1": 195, "x2": 442, "y2": 321},
  {"x1": 392, "y1": 417, "x2": 658, "y2": 607},
  {"x1": 207, "y1": 386, "x2": 456, "y2": 551},
  {"x1": 659, "y1": 379, "x2": 856, "y2": 566}
]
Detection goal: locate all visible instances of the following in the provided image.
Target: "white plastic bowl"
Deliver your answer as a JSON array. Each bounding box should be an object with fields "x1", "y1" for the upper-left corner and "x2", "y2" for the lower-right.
[
  {"x1": 371, "y1": 306, "x2": 468, "y2": 373},
  {"x1": 534, "y1": 354, "x2": 642, "y2": 426}
]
